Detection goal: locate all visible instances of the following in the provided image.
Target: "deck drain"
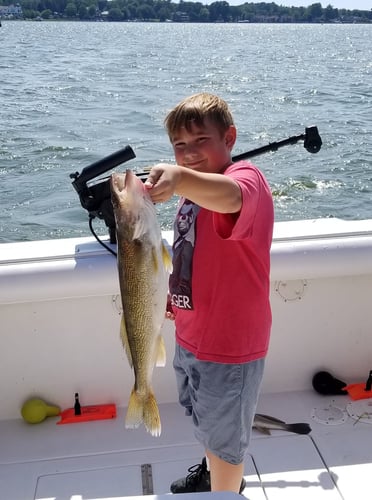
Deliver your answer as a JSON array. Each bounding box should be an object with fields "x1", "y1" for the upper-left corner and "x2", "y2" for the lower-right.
[
  {"x1": 347, "y1": 400, "x2": 372, "y2": 425},
  {"x1": 311, "y1": 403, "x2": 347, "y2": 425}
]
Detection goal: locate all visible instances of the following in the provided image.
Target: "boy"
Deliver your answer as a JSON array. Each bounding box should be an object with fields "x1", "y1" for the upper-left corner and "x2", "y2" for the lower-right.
[{"x1": 145, "y1": 93, "x2": 274, "y2": 494}]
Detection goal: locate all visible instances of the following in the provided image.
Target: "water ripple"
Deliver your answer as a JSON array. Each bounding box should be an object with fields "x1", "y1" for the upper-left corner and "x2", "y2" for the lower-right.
[{"x1": 0, "y1": 22, "x2": 371, "y2": 242}]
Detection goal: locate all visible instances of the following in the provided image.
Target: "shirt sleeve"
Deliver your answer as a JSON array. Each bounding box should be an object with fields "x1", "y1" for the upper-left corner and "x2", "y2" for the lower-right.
[{"x1": 213, "y1": 161, "x2": 263, "y2": 240}]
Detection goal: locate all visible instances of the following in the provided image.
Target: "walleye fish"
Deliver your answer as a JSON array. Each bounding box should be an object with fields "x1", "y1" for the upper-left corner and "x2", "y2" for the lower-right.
[
  {"x1": 253, "y1": 413, "x2": 311, "y2": 435},
  {"x1": 110, "y1": 170, "x2": 172, "y2": 437}
]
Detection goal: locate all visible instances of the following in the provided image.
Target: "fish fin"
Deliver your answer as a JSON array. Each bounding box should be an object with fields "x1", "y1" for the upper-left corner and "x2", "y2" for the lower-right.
[
  {"x1": 143, "y1": 390, "x2": 161, "y2": 437},
  {"x1": 120, "y1": 316, "x2": 133, "y2": 368},
  {"x1": 161, "y1": 241, "x2": 173, "y2": 273},
  {"x1": 253, "y1": 425, "x2": 272, "y2": 435},
  {"x1": 285, "y1": 423, "x2": 312, "y2": 435},
  {"x1": 255, "y1": 413, "x2": 286, "y2": 424},
  {"x1": 125, "y1": 388, "x2": 143, "y2": 429},
  {"x1": 125, "y1": 388, "x2": 161, "y2": 437},
  {"x1": 155, "y1": 335, "x2": 166, "y2": 367},
  {"x1": 132, "y1": 218, "x2": 148, "y2": 241},
  {"x1": 150, "y1": 242, "x2": 172, "y2": 275}
]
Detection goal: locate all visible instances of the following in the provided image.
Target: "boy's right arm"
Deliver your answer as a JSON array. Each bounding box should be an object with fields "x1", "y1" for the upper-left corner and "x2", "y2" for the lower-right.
[{"x1": 145, "y1": 163, "x2": 242, "y2": 215}]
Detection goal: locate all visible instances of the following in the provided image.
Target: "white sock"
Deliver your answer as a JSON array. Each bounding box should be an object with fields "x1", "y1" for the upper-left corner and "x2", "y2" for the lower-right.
[{"x1": 205, "y1": 456, "x2": 210, "y2": 471}]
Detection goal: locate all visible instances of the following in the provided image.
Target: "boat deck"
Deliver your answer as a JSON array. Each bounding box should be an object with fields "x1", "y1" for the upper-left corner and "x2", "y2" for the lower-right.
[{"x1": 1, "y1": 390, "x2": 371, "y2": 500}]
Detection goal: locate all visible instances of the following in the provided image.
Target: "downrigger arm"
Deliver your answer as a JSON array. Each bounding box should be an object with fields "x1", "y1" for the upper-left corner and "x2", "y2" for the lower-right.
[{"x1": 70, "y1": 126, "x2": 322, "y2": 246}]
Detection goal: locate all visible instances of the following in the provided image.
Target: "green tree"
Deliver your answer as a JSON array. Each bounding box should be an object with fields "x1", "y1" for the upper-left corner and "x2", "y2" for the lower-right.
[
  {"x1": 126, "y1": 2, "x2": 139, "y2": 19},
  {"x1": 324, "y1": 4, "x2": 338, "y2": 20},
  {"x1": 97, "y1": 0, "x2": 107, "y2": 11},
  {"x1": 199, "y1": 6, "x2": 209, "y2": 21},
  {"x1": 21, "y1": 0, "x2": 40, "y2": 10},
  {"x1": 108, "y1": 7, "x2": 122, "y2": 19},
  {"x1": 41, "y1": 8, "x2": 52, "y2": 17},
  {"x1": 87, "y1": 4, "x2": 96, "y2": 17},
  {"x1": 209, "y1": 1, "x2": 230, "y2": 21},
  {"x1": 157, "y1": 6, "x2": 171, "y2": 21},
  {"x1": 17, "y1": 0, "x2": 372, "y2": 24},
  {"x1": 22, "y1": 8, "x2": 39, "y2": 17},
  {"x1": 78, "y1": 4, "x2": 88, "y2": 18},
  {"x1": 39, "y1": 0, "x2": 54, "y2": 12},
  {"x1": 307, "y1": 2, "x2": 323, "y2": 21},
  {"x1": 65, "y1": 2, "x2": 77, "y2": 16},
  {"x1": 137, "y1": 3, "x2": 156, "y2": 19},
  {"x1": 240, "y1": 3, "x2": 255, "y2": 21},
  {"x1": 54, "y1": 0, "x2": 68, "y2": 14}
]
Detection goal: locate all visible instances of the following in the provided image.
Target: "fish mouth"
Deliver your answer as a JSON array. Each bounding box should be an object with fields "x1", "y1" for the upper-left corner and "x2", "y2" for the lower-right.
[
  {"x1": 110, "y1": 172, "x2": 128, "y2": 211},
  {"x1": 111, "y1": 170, "x2": 131, "y2": 192},
  {"x1": 110, "y1": 170, "x2": 148, "y2": 218},
  {"x1": 110, "y1": 172, "x2": 123, "y2": 192},
  {"x1": 110, "y1": 170, "x2": 137, "y2": 200},
  {"x1": 123, "y1": 169, "x2": 135, "y2": 188}
]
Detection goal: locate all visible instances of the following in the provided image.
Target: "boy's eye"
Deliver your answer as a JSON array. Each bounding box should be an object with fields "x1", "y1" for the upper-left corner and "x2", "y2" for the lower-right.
[{"x1": 173, "y1": 136, "x2": 209, "y2": 149}]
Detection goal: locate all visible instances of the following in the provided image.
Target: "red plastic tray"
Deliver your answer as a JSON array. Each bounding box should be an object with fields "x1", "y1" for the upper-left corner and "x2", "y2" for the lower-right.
[{"x1": 57, "y1": 403, "x2": 117, "y2": 424}]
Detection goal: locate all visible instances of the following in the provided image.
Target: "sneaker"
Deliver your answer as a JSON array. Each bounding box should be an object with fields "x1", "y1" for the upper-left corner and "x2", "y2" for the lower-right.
[{"x1": 170, "y1": 458, "x2": 246, "y2": 494}]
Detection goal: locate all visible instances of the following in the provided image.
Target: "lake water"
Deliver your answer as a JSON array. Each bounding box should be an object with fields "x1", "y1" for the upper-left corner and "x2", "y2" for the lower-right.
[{"x1": 0, "y1": 21, "x2": 371, "y2": 242}]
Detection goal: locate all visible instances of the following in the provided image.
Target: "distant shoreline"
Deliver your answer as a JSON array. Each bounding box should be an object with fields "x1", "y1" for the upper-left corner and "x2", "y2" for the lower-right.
[
  {"x1": 1, "y1": 18, "x2": 372, "y2": 24},
  {"x1": 1, "y1": 0, "x2": 371, "y2": 24}
]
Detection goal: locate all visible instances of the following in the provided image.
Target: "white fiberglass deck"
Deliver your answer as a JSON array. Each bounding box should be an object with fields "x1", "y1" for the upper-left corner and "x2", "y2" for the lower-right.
[
  {"x1": 1, "y1": 390, "x2": 371, "y2": 500},
  {"x1": 2, "y1": 219, "x2": 372, "y2": 500}
]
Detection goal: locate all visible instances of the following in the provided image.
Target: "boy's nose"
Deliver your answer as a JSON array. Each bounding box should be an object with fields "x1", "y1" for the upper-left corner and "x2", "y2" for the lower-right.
[{"x1": 183, "y1": 143, "x2": 198, "y2": 157}]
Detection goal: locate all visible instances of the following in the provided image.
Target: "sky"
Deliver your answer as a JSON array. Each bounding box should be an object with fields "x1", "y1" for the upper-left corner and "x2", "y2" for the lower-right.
[{"x1": 226, "y1": 0, "x2": 371, "y2": 9}]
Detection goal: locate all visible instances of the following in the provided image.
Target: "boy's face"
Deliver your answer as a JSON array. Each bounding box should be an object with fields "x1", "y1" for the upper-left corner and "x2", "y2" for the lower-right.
[{"x1": 170, "y1": 118, "x2": 236, "y2": 174}]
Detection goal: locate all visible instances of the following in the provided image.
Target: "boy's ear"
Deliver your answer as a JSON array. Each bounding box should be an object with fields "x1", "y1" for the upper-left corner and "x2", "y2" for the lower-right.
[{"x1": 225, "y1": 125, "x2": 237, "y2": 150}]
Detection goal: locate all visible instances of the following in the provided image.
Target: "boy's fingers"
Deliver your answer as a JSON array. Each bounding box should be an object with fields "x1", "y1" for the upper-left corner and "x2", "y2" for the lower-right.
[
  {"x1": 144, "y1": 171, "x2": 158, "y2": 188},
  {"x1": 144, "y1": 164, "x2": 166, "y2": 189}
]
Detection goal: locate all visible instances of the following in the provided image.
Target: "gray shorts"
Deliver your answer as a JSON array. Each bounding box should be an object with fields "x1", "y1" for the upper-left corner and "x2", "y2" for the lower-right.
[{"x1": 173, "y1": 344, "x2": 265, "y2": 465}]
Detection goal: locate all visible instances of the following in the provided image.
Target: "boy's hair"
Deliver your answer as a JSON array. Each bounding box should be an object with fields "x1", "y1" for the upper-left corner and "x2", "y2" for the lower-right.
[{"x1": 165, "y1": 93, "x2": 234, "y2": 140}]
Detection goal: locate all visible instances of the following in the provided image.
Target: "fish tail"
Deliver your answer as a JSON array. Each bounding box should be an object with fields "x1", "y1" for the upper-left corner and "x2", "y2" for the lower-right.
[
  {"x1": 285, "y1": 422, "x2": 312, "y2": 434},
  {"x1": 143, "y1": 390, "x2": 161, "y2": 437},
  {"x1": 125, "y1": 388, "x2": 143, "y2": 430},
  {"x1": 125, "y1": 388, "x2": 161, "y2": 437}
]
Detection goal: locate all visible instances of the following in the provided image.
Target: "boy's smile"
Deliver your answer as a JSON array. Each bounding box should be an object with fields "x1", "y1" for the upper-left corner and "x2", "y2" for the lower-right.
[{"x1": 171, "y1": 118, "x2": 236, "y2": 174}]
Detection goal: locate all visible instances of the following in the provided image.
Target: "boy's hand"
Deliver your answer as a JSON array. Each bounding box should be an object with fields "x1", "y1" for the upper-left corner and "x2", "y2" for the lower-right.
[{"x1": 145, "y1": 163, "x2": 181, "y2": 203}]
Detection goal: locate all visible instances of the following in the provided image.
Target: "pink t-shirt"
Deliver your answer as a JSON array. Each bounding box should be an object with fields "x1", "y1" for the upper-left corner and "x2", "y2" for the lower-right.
[{"x1": 169, "y1": 161, "x2": 274, "y2": 364}]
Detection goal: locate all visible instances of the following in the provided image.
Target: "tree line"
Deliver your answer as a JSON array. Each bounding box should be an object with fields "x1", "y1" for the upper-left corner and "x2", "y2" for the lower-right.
[{"x1": 2, "y1": 0, "x2": 372, "y2": 23}]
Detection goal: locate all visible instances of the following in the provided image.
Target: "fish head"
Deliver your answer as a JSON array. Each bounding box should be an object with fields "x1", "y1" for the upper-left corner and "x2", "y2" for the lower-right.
[{"x1": 110, "y1": 170, "x2": 157, "y2": 240}]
